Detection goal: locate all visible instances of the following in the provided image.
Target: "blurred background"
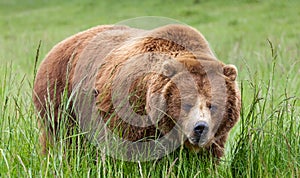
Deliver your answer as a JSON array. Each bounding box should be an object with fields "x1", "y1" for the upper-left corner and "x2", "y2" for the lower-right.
[{"x1": 1, "y1": 0, "x2": 299, "y2": 74}]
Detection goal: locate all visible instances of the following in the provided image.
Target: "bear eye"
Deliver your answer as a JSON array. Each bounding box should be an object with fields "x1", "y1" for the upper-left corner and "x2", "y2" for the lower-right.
[
  {"x1": 209, "y1": 104, "x2": 218, "y2": 113},
  {"x1": 93, "y1": 88, "x2": 99, "y2": 97},
  {"x1": 182, "y1": 104, "x2": 193, "y2": 111}
]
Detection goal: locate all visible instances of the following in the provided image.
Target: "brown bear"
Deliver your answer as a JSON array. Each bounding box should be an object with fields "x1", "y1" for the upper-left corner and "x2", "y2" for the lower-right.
[{"x1": 33, "y1": 24, "x2": 241, "y2": 160}]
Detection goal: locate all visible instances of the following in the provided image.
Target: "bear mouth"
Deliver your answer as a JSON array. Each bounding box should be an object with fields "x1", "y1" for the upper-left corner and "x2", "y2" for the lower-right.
[{"x1": 188, "y1": 137, "x2": 207, "y2": 146}]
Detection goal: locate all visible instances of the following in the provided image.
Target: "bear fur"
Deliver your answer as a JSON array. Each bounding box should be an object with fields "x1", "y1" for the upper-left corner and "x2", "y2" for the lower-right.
[{"x1": 33, "y1": 24, "x2": 241, "y2": 159}]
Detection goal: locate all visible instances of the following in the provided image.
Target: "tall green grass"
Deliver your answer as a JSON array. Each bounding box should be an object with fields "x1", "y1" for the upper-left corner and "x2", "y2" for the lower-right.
[
  {"x1": 231, "y1": 41, "x2": 300, "y2": 177},
  {"x1": 0, "y1": 0, "x2": 299, "y2": 177}
]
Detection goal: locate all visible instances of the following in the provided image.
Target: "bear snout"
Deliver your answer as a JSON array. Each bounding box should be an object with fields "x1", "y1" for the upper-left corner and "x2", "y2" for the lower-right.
[{"x1": 189, "y1": 121, "x2": 209, "y2": 145}]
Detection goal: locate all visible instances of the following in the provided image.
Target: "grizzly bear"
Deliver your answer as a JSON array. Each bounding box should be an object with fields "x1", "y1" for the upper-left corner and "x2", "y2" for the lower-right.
[{"x1": 33, "y1": 24, "x2": 241, "y2": 160}]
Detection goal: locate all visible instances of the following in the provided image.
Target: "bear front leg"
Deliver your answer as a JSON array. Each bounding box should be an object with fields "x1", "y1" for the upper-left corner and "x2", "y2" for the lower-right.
[{"x1": 209, "y1": 134, "x2": 228, "y2": 161}]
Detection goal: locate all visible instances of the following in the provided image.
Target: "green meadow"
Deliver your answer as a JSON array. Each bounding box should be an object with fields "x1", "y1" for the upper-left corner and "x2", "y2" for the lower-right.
[{"x1": 0, "y1": 0, "x2": 299, "y2": 177}]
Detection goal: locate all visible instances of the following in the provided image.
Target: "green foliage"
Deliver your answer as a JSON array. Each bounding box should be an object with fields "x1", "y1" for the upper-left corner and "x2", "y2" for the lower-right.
[{"x1": 0, "y1": 0, "x2": 299, "y2": 177}]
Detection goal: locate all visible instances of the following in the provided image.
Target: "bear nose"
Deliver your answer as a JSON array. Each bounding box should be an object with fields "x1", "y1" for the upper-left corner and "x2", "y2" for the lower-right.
[{"x1": 193, "y1": 121, "x2": 209, "y2": 138}]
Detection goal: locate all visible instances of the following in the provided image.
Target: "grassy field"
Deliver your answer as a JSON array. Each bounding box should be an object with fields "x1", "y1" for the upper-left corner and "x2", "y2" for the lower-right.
[{"x1": 0, "y1": 0, "x2": 299, "y2": 177}]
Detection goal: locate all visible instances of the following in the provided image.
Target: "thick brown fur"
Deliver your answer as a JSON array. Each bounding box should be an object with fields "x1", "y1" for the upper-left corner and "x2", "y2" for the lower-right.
[{"x1": 33, "y1": 24, "x2": 241, "y2": 159}]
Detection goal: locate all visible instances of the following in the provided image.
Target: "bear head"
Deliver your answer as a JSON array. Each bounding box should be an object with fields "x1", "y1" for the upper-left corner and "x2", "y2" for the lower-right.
[{"x1": 145, "y1": 53, "x2": 240, "y2": 153}]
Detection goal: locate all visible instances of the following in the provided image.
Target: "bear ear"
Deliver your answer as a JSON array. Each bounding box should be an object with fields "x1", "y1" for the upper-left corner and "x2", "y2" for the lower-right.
[
  {"x1": 223, "y1": 64, "x2": 238, "y2": 81},
  {"x1": 162, "y1": 61, "x2": 177, "y2": 78}
]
